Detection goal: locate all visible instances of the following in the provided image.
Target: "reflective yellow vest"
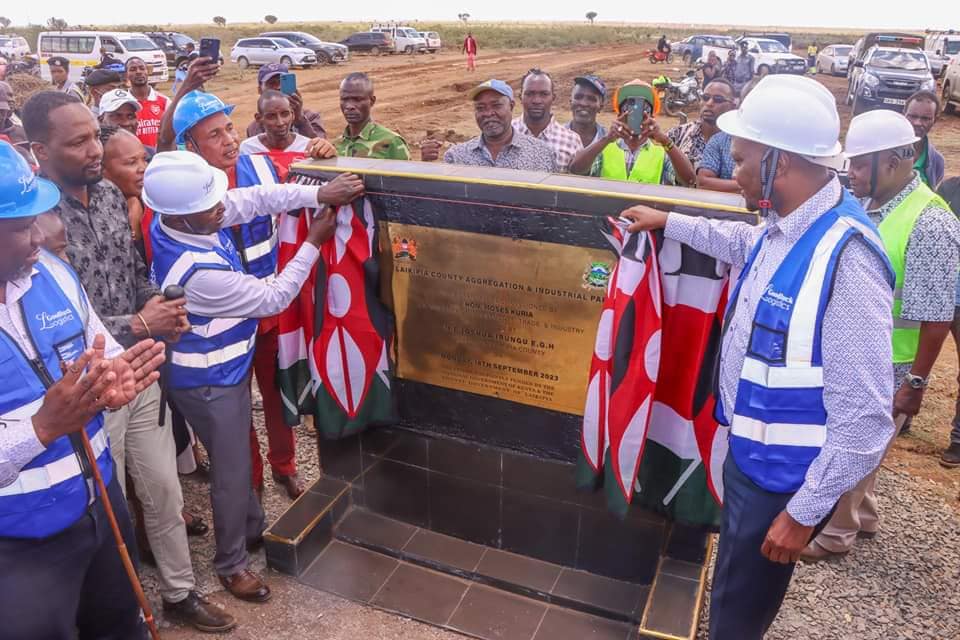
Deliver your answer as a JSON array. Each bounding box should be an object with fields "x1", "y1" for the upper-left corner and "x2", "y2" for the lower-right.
[{"x1": 599, "y1": 142, "x2": 665, "y2": 185}]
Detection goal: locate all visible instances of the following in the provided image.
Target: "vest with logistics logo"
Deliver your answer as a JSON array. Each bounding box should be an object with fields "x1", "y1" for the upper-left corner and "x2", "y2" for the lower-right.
[
  {"x1": 231, "y1": 154, "x2": 280, "y2": 280},
  {"x1": 0, "y1": 252, "x2": 113, "y2": 539},
  {"x1": 149, "y1": 219, "x2": 260, "y2": 389},
  {"x1": 719, "y1": 191, "x2": 894, "y2": 493},
  {"x1": 876, "y1": 182, "x2": 949, "y2": 365},
  {"x1": 600, "y1": 141, "x2": 665, "y2": 184}
]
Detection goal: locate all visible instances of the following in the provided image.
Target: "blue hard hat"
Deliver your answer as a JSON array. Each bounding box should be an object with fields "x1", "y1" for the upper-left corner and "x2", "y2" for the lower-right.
[
  {"x1": 172, "y1": 90, "x2": 236, "y2": 145},
  {"x1": 0, "y1": 142, "x2": 61, "y2": 220}
]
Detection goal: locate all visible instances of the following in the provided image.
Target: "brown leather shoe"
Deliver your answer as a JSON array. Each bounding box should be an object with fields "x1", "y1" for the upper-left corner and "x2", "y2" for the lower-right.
[
  {"x1": 219, "y1": 569, "x2": 271, "y2": 603},
  {"x1": 799, "y1": 541, "x2": 849, "y2": 563},
  {"x1": 272, "y1": 471, "x2": 305, "y2": 500},
  {"x1": 163, "y1": 591, "x2": 237, "y2": 633}
]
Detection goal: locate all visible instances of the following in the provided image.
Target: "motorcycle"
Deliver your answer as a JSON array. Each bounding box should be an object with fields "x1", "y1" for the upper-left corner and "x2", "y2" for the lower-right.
[
  {"x1": 652, "y1": 70, "x2": 702, "y2": 117},
  {"x1": 645, "y1": 49, "x2": 674, "y2": 64},
  {"x1": 2, "y1": 55, "x2": 40, "y2": 79}
]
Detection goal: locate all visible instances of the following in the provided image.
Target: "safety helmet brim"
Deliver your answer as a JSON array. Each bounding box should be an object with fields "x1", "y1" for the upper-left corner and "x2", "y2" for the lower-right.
[
  {"x1": 717, "y1": 109, "x2": 843, "y2": 160},
  {"x1": 143, "y1": 165, "x2": 229, "y2": 216},
  {"x1": 174, "y1": 104, "x2": 236, "y2": 145},
  {"x1": 1, "y1": 176, "x2": 62, "y2": 220}
]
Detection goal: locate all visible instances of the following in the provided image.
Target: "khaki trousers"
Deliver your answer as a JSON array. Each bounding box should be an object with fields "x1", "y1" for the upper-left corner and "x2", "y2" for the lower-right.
[{"x1": 104, "y1": 382, "x2": 194, "y2": 602}]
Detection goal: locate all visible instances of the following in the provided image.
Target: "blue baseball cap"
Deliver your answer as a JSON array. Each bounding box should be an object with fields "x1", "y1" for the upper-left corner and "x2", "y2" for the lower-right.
[
  {"x1": 0, "y1": 142, "x2": 61, "y2": 220},
  {"x1": 574, "y1": 75, "x2": 607, "y2": 99},
  {"x1": 469, "y1": 79, "x2": 514, "y2": 101},
  {"x1": 258, "y1": 62, "x2": 289, "y2": 86}
]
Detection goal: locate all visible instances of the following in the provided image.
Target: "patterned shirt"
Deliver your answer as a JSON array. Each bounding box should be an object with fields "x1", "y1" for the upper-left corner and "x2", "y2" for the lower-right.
[
  {"x1": 444, "y1": 131, "x2": 557, "y2": 172},
  {"x1": 665, "y1": 177, "x2": 896, "y2": 526},
  {"x1": 865, "y1": 173, "x2": 960, "y2": 326},
  {"x1": 512, "y1": 116, "x2": 583, "y2": 172},
  {"x1": 698, "y1": 131, "x2": 735, "y2": 180},
  {"x1": 667, "y1": 121, "x2": 709, "y2": 167},
  {"x1": 334, "y1": 120, "x2": 410, "y2": 160},
  {"x1": 51, "y1": 178, "x2": 159, "y2": 348}
]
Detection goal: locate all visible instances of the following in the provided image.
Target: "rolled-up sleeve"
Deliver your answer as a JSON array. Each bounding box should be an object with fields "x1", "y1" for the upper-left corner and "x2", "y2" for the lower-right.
[{"x1": 787, "y1": 237, "x2": 895, "y2": 526}]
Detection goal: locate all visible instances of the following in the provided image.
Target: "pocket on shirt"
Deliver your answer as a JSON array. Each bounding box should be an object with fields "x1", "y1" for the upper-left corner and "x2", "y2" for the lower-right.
[{"x1": 746, "y1": 323, "x2": 786, "y2": 364}]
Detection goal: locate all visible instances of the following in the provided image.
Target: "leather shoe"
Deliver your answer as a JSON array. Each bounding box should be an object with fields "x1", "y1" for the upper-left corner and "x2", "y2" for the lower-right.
[
  {"x1": 219, "y1": 569, "x2": 271, "y2": 603},
  {"x1": 272, "y1": 472, "x2": 305, "y2": 499},
  {"x1": 799, "y1": 541, "x2": 848, "y2": 563},
  {"x1": 163, "y1": 591, "x2": 237, "y2": 633},
  {"x1": 940, "y1": 442, "x2": 960, "y2": 468},
  {"x1": 184, "y1": 511, "x2": 209, "y2": 537}
]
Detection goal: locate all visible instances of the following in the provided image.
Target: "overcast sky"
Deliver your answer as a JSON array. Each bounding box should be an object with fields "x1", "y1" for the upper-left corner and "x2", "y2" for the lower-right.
[{"x1": 4, "y1": 2, "x2": 960, "y2": 32}]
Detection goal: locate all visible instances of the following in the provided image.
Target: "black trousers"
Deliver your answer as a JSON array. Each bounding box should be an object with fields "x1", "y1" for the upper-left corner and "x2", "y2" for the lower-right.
[{"x1": 0, "y1": 473, "x2": 146, "y2": 640}]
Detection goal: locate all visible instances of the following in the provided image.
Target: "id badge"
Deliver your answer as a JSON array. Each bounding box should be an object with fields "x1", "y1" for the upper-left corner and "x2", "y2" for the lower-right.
[{"x1": 54, "y1": 333, "x2": 86, "y2": 366}]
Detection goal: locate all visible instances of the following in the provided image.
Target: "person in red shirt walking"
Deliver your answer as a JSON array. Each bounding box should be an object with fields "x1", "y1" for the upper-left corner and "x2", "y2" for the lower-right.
[
  {"x1": 126, "y1": 57, "x2": 169, "y2": 148},
  {"x1": 462, "y1": 33, "x2": 478, "y2": 72}
]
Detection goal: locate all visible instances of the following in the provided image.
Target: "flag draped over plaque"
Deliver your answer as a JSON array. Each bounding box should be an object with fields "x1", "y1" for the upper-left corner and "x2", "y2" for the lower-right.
[
  {"x1": 276, "y1": 179, "x2": 394, "y2": 439},
  {"x1": 579, "y1": 223, "x2": 731, "y2": 528}
]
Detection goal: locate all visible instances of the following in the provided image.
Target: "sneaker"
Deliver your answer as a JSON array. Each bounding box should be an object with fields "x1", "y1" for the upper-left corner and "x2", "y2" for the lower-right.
[{"x1": 940, "y1": 442, "x2": 960, "y2": 468}]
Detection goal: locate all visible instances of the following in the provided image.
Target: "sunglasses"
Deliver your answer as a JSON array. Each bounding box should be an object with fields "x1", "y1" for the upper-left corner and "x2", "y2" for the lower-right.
[{"x1": 703, "y1": 95, "x2": 731, "y2": 104}]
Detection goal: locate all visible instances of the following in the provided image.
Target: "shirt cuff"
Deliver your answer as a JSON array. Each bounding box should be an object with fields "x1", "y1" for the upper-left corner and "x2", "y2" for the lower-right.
[
  {"x1": 664, "y1": 212, "x2": 696, "y2": 244},
  {"x1": 0, "y1": 418, "x2": 46, "y2": 487},
  {"x1": 296, "y1": 185, "x2": 322, "y2": 209},
  {"x1": 785, "y1": 488, "x2": 830, "y2": 527}
]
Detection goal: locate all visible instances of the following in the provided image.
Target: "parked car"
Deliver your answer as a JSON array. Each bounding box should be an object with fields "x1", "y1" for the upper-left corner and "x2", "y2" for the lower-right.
[
  {"x1": 145, "y1": 31, "x2": 197, "y2": 67},
  {"x1": 340, "y1": 32, "x2": 394, "y2": 55},
  {"x1": 370, "y1": 25, "x2": 426, "y2": 54},
  {"x1": 924, "y1": 30, "x2": 960, "y2": 78},
  {"x1": 672, "y1": 35, "x2": 738, "y2": 66},
  {"x1": 736, "y1": 37, "x2": 807, "y2": 75},
  {"x1": 260, "y1": 31, "x2": 348, "y2": 64},
  {"x1": 940, "y1": 55, "x2": 960, "y2": 115},
  {"x1": 846, "y1": 33, "x2": 924, "y2": 77},
  {"x1": 38, "y1": 31, "x2": 169, "y2": 84},
  {"x1": 847, "y1": 41, "x2": 936, "y2": 114},
  {"x1": 230, "y1": 37, "x2": 317, "y2": 69},
  {"x1": 743, "y1": 32, "x2": 792, "y2": 51},
  {"x1": 417, "y1": 31, "x2": 442, "y2": 53},
  {"x1": 816, "y1": 44, "x2": 853, "y2": 76},
  {"x1": 0, "y1": 35, "x2": 30, "y2": 58}
]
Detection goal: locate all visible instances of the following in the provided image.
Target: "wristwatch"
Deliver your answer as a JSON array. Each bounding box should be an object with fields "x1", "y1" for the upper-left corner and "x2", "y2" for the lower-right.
[{"x1": 903, "y1": 372, "x2": 929, "y2": 390}]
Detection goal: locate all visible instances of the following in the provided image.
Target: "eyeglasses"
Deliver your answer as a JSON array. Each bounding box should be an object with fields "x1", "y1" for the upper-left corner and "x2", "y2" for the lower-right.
[{"x1": 703, "y1": 95, "x2": 731, "y2": 104}]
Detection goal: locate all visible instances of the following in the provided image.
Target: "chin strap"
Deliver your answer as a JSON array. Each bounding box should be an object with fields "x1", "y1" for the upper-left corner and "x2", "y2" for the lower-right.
[
  {"x1": 869, "y1": 152, "x2": 879, "y2": 200},
  {"x1": 758, "y1": 148, "x2": 781, "y2": 216}
]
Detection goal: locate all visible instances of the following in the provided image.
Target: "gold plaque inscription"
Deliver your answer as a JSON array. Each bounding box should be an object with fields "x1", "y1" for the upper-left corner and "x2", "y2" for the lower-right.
[{"x1": 387, "y1": 224, "x2": 612, "y2": 415}]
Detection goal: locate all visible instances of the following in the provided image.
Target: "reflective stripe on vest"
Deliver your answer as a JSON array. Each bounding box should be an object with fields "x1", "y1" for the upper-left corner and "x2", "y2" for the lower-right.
[
  {"x1": 599, "y1": 141, "x2": 665, "y2": 184},
  {"x1": 0, "y1": 428, "x2": 108, "y2": 497},
  {"x1": 877, "y1": 183, "x2": 948, "y2": 364},
  {"x1": 234, "y1": 154, "x2": 279, "y2": 279},
  {"x1": 724, "y1": 192, "x2": 894, "y2": 493}
]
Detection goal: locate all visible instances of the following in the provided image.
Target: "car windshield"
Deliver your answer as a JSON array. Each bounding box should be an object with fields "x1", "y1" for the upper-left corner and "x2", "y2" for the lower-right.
[
  {"x1": 757, "y1": 40, "x2": 788, "y2": 53},
  {"x1": 121, "y1": 37, "x2": 159, "y2": 51},
  {"x1": 293, "y1": 33, "x2": 323, "y2": 45},
  {"x1": 945, "y1": 41, "x2": 960, "y2": 55},
  {"x1": 171, "y1": 34, "x2": 194, "y2": 47},
  {"x1": 399, "y1": 29, "x2": 418, "y2": 37},
  {"x1": 272, "y1": 38, "x2": 299, "y2": 48},
  {"x1": 0, "y1": 38, "x2": 10, "y2": 46},
  {"x1": 869, "y1": 49, "x2": 928, "y2": 70},
  {"x1": 835, "y1": 46, "x2": 852, "y2": 56},
  {"x1": 715, "y1": 37, "x2": 737, "y2": 48}
]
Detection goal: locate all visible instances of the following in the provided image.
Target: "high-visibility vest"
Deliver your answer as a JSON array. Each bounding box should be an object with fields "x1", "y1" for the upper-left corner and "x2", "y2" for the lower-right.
[
  {"x1": 877, "y1": 183, "x2": 950, "y2": 364},
  {"x1": 0, "y1": 253, "x2": 113, "y2": 538},
  {"x1": 231, "y1": 154, "x2": 280, "y2": 280},
  {"x1": 599, "y1": 141, "x2": 665, "y2": 185},
  {"x1": 721, "y1": 191, "x2": 894, "y2": 493},
  {"x1": 149, "y1": 218, "x2": 259, "y2": 389}
]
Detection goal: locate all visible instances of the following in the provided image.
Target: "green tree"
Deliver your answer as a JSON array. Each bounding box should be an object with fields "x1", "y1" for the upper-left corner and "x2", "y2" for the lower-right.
[
  {"x1": 458, "y1": 13, "x2": 471, "y2": 23},
  {"x1": 264, "y1": 15, "x2": 278, "y2": 24},
  {"x1": 213, "y1": 16, "x2": 227, "y2": 27},
  {"x1": 0, "y1": 17, "x2": 11, "y2": 29},
  {"x1": 586, "y1": 11, "x2": 598, "y2": 24},
  {"x1": 46, "y1": 17, "x2": 68, "y2": 30}
]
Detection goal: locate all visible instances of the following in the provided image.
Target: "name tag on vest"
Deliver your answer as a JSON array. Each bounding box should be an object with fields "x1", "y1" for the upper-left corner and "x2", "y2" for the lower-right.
[{"x1": 54, "y1": 333, "x2": 85, "y2": 365}]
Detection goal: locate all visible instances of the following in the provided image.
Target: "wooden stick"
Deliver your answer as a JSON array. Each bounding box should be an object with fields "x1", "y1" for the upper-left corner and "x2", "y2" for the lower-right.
[{"x1": 80, "y1": 430, "x2": 161, "y2": 640}]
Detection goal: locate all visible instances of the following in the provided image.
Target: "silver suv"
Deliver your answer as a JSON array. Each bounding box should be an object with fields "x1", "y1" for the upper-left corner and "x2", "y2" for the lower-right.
[{"x1": 230, "y1": 37, "x2": 317, "y2": 69}]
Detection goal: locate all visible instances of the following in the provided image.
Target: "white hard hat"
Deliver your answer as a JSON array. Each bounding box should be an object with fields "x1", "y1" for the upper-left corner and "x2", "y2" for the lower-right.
[
  {"x1": 844, "y1": 110, "x2": 919, "y2": 159},
  {"x1": 99, "y1": 89, "x2": 142, "y2": 115},
  {"x1": 717, "y1": 75, "x2": 843, "y2": 168},
  {"x1": 142, "y1": 151, "x2": 228, "y2": 215}
]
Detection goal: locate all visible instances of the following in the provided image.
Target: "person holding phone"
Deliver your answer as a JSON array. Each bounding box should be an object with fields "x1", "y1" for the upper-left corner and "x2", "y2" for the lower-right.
[
  {"x1": 244, "y1": 64, "x2": 325, "y2": 140},
  {"x1": 239, "y1": 90, "x2": 310, "y2": 155},
  {"x1": 568, "y1": 80, "x2": 695, "y2": 186}
]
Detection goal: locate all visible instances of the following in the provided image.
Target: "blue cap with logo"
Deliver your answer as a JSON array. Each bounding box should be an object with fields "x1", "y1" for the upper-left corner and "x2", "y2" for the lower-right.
[
  {"x1": 574, "y1": 75, "x2": 607, "y2": 99},
  {"x1": 469, "y1": 79, "x2": 514, "y2": 101},
  {"x1": 172, "y1": 90, "x2": 236, "y2": 144},
  {"x1": 0, "y1": 141, "x2": 61, "y2": 220},
  {"x1": 258, "y1": 62, "x2": 289, "y2": 86}
]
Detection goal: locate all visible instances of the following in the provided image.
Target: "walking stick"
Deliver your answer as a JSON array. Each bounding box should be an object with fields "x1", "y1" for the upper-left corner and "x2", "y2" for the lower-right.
[{"x1": 79, "y1": 430, "x2": 161, "y2": 640}]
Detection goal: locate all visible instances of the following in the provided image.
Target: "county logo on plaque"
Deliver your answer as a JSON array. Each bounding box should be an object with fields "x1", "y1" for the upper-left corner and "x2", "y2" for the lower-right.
[
  {"x1": 392, "y1": 236, "x2": 418, "y2": 261},
  {"x1": 582, "y1": 261, "x2": 612, "y2": 290}
]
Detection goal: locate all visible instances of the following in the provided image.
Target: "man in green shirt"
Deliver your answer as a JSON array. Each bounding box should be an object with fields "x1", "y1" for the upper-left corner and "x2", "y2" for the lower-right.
[{"x1": 334, "y1": 72, "x2": 410, "y2": 160}]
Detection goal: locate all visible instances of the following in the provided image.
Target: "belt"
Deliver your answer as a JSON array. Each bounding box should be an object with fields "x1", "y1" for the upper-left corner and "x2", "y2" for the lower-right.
[{"x1": 0, "y1": 428, "x2": 108, "y2": 496}]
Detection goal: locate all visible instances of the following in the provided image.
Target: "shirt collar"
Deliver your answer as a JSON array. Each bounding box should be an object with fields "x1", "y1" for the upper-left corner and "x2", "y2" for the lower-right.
[
  {"x1": 514, "y1": 116, "x2": 557, "y2": 138},
  {"x1": 765, "y1": 176, "x2": 842, "y2": 243},
  {"x1": 565, "y1": 120, "x2": 606, "y2": 144},
  {"x1": 865, "y1": 172, "x2": 923, "y2": 220},
  {"x1": 342, "y1": 120, "x2": 377, "y2": 141},
  {"x1": 472, "y1": 129, "x2": 522, "y2": 153},
  {"x1": 159, "y1": 217, "x2": 223, "y2": 251},
  {"x1": 3, "y1": 266, "x2": 39, "y2": 307}
]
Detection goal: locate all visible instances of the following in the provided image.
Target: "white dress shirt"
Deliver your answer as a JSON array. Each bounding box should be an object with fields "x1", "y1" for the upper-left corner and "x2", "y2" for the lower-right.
[
  {"x1": 161, "y1": 183, "x2": 321, "y2": 319},
  {"x1": 0, "y1": 252, "x2": 123, "y2": 487}
]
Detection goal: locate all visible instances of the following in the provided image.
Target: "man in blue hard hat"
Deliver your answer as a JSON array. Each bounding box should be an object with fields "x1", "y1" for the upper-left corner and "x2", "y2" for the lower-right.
[{"x1": 0, "y1": 139, "x2": 166, "y2": 638}]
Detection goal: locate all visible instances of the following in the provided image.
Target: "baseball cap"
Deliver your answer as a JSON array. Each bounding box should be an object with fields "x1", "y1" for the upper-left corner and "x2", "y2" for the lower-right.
[
  {"x1": 469, "y1": 79, "x2": 514, "y2": 101},
  {"x1": 47, "y1": 56, "x2": 69, "y2": 70},
  {"x1": 0, "y1": 81, "x2": 12, "y2": 110},
  {"x1": 99, "y1": 89, "x2": 142, "y2": 115},
  {"x1": 574, "y1": 75, "x2": 606, "y2": 99},
  {"x1": 258, "y1": 62, "x2": 289, "y2": 86},
  {"x1": 86, "y1": 69, "x2": 123, "y2": 87}
]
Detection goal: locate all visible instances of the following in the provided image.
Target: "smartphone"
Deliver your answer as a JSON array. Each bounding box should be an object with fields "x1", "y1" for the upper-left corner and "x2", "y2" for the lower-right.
[
  {"x1": 199, "y1": 37, "x2": 220, "y2": 62},
  {"x1": 279, "y1": 72, "x2": 297, "y2": 96},
  {"x1": 627, "y1": 105, "x2": 646, "y2": 137}
]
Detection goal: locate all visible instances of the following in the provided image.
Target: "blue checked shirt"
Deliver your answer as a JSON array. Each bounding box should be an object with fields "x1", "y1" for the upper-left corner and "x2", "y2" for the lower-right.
[
  {"x1": 698, "y1": 131, "x2": 735, "y2": 180},
  {"x1": 665, "y1": 177, "x2": 896, "y2": 526}
]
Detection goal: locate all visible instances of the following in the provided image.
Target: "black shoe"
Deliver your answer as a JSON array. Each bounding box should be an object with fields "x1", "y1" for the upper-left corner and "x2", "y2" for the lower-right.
[
  {"x1": 246, "y1": 534, "x2": 265, "y2": 553},
  {"x1": 184, "y1": 512, "x2": 209, "y2": 537},
  {"x1": 163, "y1": 591, "x2": 237, "y2": 633},
  {"x1": 941, "y1": 442, "x2": 960, "y2": 468}
]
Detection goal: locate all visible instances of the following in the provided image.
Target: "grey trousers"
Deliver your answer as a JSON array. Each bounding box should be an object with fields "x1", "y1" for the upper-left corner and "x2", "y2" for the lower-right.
[
  {"x1": 169, "y1": 374, "x2": 266, "y2": 576},
  {"x1": 104, "y1": 382, "x2": 194, "y2": 602}
]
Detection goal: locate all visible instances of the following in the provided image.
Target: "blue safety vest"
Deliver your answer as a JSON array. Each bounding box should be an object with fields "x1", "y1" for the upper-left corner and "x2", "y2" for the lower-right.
[
  {"x1": 0, "y1": 253, "x2": 113, "y2": 539},
  {"x1": 232, "y1": 154, "x2": 279, "y2": 279},
  {"x1": 150, "y1": 219, "x2": 260, "y2": 389},
  {"x1": 719, "y1": 191, "x2": 894, "y2": 493}
]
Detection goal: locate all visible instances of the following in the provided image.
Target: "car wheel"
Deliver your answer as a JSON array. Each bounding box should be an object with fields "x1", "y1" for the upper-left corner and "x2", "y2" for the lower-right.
[
  {"x1": 371, "y1": 46, "x2": 381, "y2": 56},
  {"x1": 237, "y1": 56, "x2": 249, "y2": 70},
  {"x1": 758, "y1": 64, "x2": 771, "y2": 76},
  {"x1": 280, "y1": 56, "x2": 293, "y2": 66},
  {"x1": 683, "y1": 52, "x2": 692, "y2": 66},
  {"x1": 943, "y1": 83, "x2": 956, "y2": 114},
  {"x1": 831, "y1": 63, "x2": 837, "y2": 76},
  {"x1": 316, "y1": 52, "x2": 330, "y2": 65}
]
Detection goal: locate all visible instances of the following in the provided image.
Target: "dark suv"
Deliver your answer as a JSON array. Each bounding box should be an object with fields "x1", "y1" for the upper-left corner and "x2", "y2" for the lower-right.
[
  {"x1": 847, "y1": 34, "x2": 936, "y2": 114},
  {"x1": 340, "y1": 32, "x2": 394, "y2": 55},
  {"x1": 145, "y1": 31, "x2": 198, "y2": 67},
  {"x1": 260, "y1": 31, "x2": 348, "y2": 64}
]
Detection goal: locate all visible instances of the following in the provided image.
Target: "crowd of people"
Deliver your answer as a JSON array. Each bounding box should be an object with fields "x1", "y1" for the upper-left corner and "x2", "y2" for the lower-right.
[{"x1": 0, "y1": 42, "x2": 959, "y2": 640}]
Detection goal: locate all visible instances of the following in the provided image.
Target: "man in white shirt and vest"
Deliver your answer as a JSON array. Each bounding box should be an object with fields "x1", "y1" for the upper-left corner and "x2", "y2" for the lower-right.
[
  {"x1": 0, "y1": 140, "x2": 165, "y2": 638},
  {"x1": 620, "y1": 75, "x2": 897, "y2": 639},
  {"x1": 143, "y1": 151, "x2": 362, "y2": 603}
]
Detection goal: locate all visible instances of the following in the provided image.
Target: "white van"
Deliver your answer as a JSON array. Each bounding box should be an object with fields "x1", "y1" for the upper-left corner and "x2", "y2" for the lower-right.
[
  {"x1": 38, "y1": 31, "x2": 169, "y2": 84},
  {"x1": 370, "y1": 25, "x2": 426, "y2": 54},
  {"x1": 0, "y1": 35, "x2": 31, "y2": 58}
]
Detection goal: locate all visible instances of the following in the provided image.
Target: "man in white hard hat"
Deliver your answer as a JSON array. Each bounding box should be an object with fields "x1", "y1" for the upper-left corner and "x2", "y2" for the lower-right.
[
  {"x1": 143, "y1": 150, "x2": 362, "y2": 604},
  {"x1": 619, "y1": 75, "x2": 896, "y2": 639},
  {"x1": 802, "y1": 110, "x2": 960, "y2": 561}
]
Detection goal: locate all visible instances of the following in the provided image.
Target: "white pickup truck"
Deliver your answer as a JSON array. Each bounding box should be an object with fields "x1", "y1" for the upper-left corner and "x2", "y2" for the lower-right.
[{"x1": 737, "y1": 37, "x2": 807, "y2": 75}]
